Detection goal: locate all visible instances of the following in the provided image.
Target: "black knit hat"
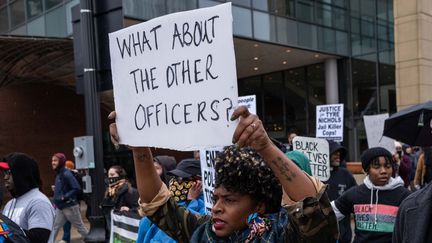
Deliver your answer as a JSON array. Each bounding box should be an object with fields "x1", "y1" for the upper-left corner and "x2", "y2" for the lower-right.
[{"x1": 360, "y1": 147, "x2": 393, "y2": 172}]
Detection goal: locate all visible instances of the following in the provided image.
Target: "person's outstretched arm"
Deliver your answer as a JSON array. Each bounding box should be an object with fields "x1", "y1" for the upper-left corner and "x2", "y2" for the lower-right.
[
  {"x1": 109, "y1": 112, "x2": 161, "y2": 203},
  {"x1": 230, "y1": 106, "x2": 316, "y2": 201}
]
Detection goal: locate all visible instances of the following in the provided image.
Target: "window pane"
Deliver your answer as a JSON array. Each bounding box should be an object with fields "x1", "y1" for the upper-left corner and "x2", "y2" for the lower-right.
[
  {"x1": 10, "y1": 24, "x2": 26, "y2": 34},
  {"x1": 66, "y1": 0, "x2": 79, "y2": 35},
  {"x1": 315, "y1": 3, "x2": 332, "y2": 27},
  {"x1": 379, "y1": 62, "x2": 396, "y2": 113},
  {"x1": 298, "y1": 22, "x2": 317, "y2": 49},
  {"x1": 27, "y1": 0, "x2": 43, "y2": 19},
  {"x1": 27, "y1": 15, "x2": 45, "y2": 36},
  {"x1": 46, "y1": 5, "x2": 67, "y2": 37},
  {"x1": 276, "y1": 16, "x2": 297, "y2": 45},
  {"x1": 252, "y1": 0, "x2": 268, "y2": 10},
  {"x1": 166, "y1": 0, "x2": 196, "y2": 14},
  {"x1": 199, "y1": 0, "x2": 219, "y2": 8},
  {"x1": 45, "y1": 0, "x2": 62, "y2": 10},
  {"x1": 10, "y1": 0, "x2": 26, "y2": 28},
  {"x1": 284, "y1": 68, "x2": 308, "y2": 135},
  {"x1": 230, "y1": 0, "x2": 251, "y2": 7},
  {"x1": 333, "y1": 7, "x2": 346, "y2": 30},
  {"x1": 336, "y1": 30, "x2": 348, "y2": 55},
  {"x1": 318, "y1": 27, "x2": 335, "y2": 52},
  {"x1": 253, "y1": 11, "x2": 276, "y2": 41},
  {"x1": 351, "y1": 58, "x2": 377, "y2": 116},
  {"x1": 262, "y1": 73, "x2": 284, "y2": 133},
  {"x1": 297, "y1": 0, "x2": 314, "y2": 22},
  {"x1": 0, "y1": 7, "x2": 8, "y2": 32},
  {"x1": 307, "y1": 64, "x2": 325, "y2": 136},
  {"x1": 232, "y1": 6, "x2": 252, "y2": 37}
]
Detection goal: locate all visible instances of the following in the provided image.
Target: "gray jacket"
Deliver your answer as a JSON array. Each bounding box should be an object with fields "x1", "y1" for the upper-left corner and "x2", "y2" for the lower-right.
[{"x1": 393, "y1": 182, "x2": 432, "y2": 243}]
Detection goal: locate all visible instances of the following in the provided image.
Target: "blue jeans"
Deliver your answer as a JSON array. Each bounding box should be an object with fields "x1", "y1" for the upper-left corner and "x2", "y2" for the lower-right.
[{"x1": 62, "y1": 221, "x2": 71, "y2": 242}]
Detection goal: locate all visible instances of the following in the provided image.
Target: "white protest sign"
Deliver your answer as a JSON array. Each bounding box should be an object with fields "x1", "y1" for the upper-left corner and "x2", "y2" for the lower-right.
[
  {"x1": 198, "y1": 95, "x2": 257, "y2": 213},
  {"x1": 292, "y1": 136, "x2": 330, "y2": 181},
  {"x1": 316, "y1": 104, "x2": 344, "y2": 142},
  {"x1": 364, "y1": 113, "x2": 395, "y2": 153},
  {"x1": 238, "y1": 94, "x2": 256, "y2": 114},
  {"x1": 199, "y1": 148, "x2": 222, "y2": 214},
  {"x1": 109, "y1": 3, "x2": 238, "y2": 151}
]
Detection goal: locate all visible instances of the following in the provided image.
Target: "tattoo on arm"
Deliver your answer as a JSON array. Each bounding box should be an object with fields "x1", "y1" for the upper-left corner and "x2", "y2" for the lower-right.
[
  {"x1": 270, "y1": 156, "x2": 297, "y2": 182},
  {"x1": 135, "y1": 152, "x2": 151, "y2": 162}
]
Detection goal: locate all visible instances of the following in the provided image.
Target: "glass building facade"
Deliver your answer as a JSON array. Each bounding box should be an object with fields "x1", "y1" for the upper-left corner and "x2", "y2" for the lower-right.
[{"x1": 0, "y1": 0, "x2": 396, "y2": 160}]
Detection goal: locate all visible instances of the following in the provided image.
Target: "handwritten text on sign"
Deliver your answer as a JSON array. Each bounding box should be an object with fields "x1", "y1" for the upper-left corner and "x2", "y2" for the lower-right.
[
  {"x1": 316, "y1": 104, "x2": 344, "y2": 142},
  {"x1": 199, "y1": 149, "x2": 221, "y2": 214},
  {"x1": 109, "y1": 3, "x2": 238, "y2": 150},
  {"x1": 293, "y1": 136, "x2": 330, "y2": 181}
]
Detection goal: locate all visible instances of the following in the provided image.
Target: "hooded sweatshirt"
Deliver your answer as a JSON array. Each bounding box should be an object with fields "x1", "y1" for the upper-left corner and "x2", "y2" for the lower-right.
[
  {"x1": 52, "y1": 153, "x2": 81, "y2": 209},
  {"x1": 331, "y1": 176, "x2": 410, "y2": 243},
  {"x1": 2, "y1": 153, "x2": 55, "y2": 243}
]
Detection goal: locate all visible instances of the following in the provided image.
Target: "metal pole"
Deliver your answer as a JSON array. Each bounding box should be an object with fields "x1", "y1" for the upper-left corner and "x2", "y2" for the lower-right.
[{"x1": 80, "y1": 0, "x2": 105, "y2": 241}]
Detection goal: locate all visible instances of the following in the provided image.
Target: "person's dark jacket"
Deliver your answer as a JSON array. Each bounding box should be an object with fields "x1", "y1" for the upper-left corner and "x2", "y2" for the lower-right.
[
  {"x1": 393, "y1": 182, "x2": 432, "y2": 243},
  {"x1": 53, "y1": 167, "x2": 81, "y2": 209},
  {"x1": 101, "y1": 183, "x2": 139, "y2": 231},
  {"x1": 399, "y1": 154, "x2": 412, "y2": 188}
]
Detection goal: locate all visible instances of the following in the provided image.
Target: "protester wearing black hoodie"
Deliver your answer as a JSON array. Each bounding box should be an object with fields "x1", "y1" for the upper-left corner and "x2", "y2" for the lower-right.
[
  {"x1": 0, "y1": 152, "x2": 55, "y2": 243},
  {"x1": 325, "y1": 140, "x2": 357, "y2": 243},
  {"x1": 331, "y1": 147, "x2": 410, "y2": 243}
]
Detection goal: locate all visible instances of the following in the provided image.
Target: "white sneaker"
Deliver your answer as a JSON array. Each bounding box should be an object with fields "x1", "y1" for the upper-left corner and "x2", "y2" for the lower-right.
[{"x1": 58, "y1": 240, "x2": 68, "y2": 243}]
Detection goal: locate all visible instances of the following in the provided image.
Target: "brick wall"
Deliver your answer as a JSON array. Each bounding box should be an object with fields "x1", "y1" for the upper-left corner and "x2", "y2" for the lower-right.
[{"x1": 0, "y1": 83, "x2": 87, "y2": 198}]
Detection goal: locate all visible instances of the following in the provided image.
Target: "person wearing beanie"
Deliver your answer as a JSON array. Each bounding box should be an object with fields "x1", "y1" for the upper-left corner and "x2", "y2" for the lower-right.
[
  {"x1": 330, "y1": 147, "x2": 410, "y2": 243},
  {"x1": 324, "y1": 140, "x2": 357, "y2": 243},
  {"x1": 0, "y1": 152, "x2": 55, "y2": 243},
  {"x1": 285, "y1": 150, "x2": 312, "y2": 176},
  {"x1": 50, "y1": 153, "x2": 88, "y2": 242},
  {"x1": 153, "y1": 155, "x2": 177, "y2": 185}
]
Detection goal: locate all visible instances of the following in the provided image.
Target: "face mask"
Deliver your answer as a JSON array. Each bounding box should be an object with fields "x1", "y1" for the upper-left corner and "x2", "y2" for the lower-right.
[
  {"x1": 169, "y1": 178, "x2": 193, "y2": 202},
  {"x1": 108, "y1": 176, "x2": 121, "y2": 185}
]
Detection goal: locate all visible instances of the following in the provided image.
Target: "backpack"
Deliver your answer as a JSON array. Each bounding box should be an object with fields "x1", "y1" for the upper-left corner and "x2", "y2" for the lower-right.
[
  {"x1": 71, "y1": 170, "x2": 85, "y2": 201},
  {"x1": 0, "y1": 213, "x2": 31, "y2": 243}
]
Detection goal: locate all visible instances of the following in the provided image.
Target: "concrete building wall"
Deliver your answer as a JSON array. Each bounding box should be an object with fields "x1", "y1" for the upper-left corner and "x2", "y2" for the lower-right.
[{"x1": 394, "y1": 0, "x2": 432, "y2": 110}]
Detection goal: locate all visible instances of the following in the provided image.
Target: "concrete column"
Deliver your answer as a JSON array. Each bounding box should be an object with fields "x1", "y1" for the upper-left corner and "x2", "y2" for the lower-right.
[
  {"x1": 394, "y1": 0, "x2": 432, "y2": 110},
  {"x1": 325, "y1": 58, "x2": 339, "y2": 104}
]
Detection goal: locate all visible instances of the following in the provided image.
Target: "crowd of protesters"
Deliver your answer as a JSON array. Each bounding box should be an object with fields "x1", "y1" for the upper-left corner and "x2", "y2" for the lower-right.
[{"x1": 0, "y1": 106, "x2": 429, "y2": 243}]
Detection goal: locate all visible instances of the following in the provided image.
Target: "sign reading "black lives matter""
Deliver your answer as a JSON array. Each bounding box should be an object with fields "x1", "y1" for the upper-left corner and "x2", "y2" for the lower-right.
[{"x1": 109, "y1": 3, "x2": 238, "y2": 151}]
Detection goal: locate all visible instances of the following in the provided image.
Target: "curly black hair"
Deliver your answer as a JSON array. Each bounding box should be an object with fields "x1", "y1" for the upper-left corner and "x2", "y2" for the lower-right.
[{"x1": 215, "y1": 145, "x2": 282, "y2": 214}]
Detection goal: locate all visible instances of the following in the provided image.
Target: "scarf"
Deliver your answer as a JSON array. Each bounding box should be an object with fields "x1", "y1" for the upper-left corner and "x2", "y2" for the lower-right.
[
  {"x1": 107, "y1": 177, "x2": 127, "y2": 197},
  {"x1": 191, "y1": 211, "x2": 282, "y2": 242}
]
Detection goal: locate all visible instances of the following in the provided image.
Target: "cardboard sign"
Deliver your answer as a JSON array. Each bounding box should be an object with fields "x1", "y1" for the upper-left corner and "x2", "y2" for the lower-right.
[
  {"x1": 292, "y1": 136, "x2": 330, "y2": 181},
  {"x1": 316, "y1": 104, "x2": 344, "y2": 142},
  {"x1": 109, "y1": 3, "x2": 238, "y2": 151},
  {"x1": 364, "y1": 113, "x2": 395, "y2": 153}
]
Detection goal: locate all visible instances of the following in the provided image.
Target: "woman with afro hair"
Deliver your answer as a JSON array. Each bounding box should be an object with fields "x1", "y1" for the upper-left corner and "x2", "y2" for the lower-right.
[{"x1": 109, "y1": 106, "x2": 338, "y2": 242}]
